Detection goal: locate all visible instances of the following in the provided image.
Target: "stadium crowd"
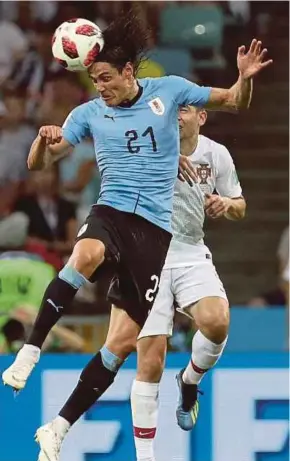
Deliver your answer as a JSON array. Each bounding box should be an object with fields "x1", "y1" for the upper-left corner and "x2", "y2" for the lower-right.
[{"x1": 0, "y1": 1, "x2": 288, "y2": 353}]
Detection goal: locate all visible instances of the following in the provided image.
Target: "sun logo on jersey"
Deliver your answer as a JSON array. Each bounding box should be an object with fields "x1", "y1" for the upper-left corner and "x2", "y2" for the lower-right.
[
  {"x1": 197, "y1": 163, "x2": 212, "y2": 184},
  {"x1": 148, "y1": 97, "x2": 165, "y2": 116}
]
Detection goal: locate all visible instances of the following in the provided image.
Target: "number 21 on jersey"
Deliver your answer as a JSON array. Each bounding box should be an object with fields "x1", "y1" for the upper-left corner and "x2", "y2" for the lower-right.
[{"x1": 125, "y1": 126, "x2": 157, "y2": 154}]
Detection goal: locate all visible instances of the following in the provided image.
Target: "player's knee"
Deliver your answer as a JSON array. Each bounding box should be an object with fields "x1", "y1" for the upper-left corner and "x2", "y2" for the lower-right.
[
  {"x1": 68, "y1": 239, "x2": 105, "y2": 278},
  {"x1": 198, "y1": 299, "x2": 229, "y2": 341},
  {"x1": 105, "y1": 337, "x2": 136, "y2": 360}
]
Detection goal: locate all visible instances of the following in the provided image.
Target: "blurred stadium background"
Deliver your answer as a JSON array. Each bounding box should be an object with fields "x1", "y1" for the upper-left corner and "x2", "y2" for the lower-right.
[{"x1": 0, "y1": 1, "x2": 288, "y2": 461}]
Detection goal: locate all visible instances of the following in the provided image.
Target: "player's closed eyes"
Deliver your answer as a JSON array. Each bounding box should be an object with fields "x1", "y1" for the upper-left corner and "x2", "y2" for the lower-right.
[
  {"x1": 91, "y1": 76, "x2": 112, "y2": 84},
  {"x1": 96, "y1": 74, "x2": 113, "y2": 83}
]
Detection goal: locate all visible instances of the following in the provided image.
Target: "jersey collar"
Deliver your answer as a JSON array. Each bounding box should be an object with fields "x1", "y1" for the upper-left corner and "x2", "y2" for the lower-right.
[{"x1": 118, "y1": 83, "x2": 143, "y2": 108}]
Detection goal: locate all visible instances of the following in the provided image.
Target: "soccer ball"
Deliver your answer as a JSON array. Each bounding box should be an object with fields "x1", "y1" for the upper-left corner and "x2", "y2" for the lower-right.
[{"x1": 52, "y1": 18, "x2": 104, "y2": 72}]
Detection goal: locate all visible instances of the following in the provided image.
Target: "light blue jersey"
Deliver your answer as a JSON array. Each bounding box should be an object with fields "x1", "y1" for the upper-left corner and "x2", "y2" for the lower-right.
[{"x1": 62, "y1": 76, "x2": 211, "y2": 232}]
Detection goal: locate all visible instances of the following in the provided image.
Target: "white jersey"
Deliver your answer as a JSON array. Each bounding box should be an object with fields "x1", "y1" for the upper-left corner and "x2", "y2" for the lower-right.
[{"x1": 165, "y1": 134, "x2": 242, "y2": 268}]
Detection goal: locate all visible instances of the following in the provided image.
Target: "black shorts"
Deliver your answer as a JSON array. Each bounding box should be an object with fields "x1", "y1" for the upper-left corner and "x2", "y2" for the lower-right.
[{"x1": 75, "y1": 205, "x2": 171, "y2": 327}]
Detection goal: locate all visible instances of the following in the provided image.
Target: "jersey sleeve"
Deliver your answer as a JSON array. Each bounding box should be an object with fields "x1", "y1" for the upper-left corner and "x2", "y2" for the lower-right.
[
  {"x1": 167, "y1": 75, "x2": 211, "y2": 107},
  {"x1": 62, "y1": 104, "x2": 91, "y2": 146},
  {"x1": 215, "y1": 145, "x2": 243, "y2": 198}
]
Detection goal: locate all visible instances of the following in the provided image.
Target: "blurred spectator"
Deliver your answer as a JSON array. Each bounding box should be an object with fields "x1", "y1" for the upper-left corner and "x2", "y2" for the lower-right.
[
  {"x1": 277, "y1": 226, "x2": 289, "y2": 274},
  {"x1": 36, "y1": 71, "x2": 85, "y2": 127},
  {"x1": 248, "y1": 285, "x2": 286, "y2": 308},
  {"x1": 0, "y1": 193, "x2": 29, "y2": 250},
  {"x1": 0, "y1": 1, "x2": 58, "y2": 25},
  {"x1": 282, "y1": 261, "x2": 289, "y2": 307},
  {"x1": 227, "y1": 0, "x2": 251, "y2": 24},
  {"x1": 0, "y1": 304, "x2": 85, "y2": 353},
  {"x1": 8, "y1": 1, "x2": 35, "y2": 41},
  {"x1": 0, "y1": 89, "x2": 36, "y2": 185},
  {"x1": 248, "y1": 227, "x2": 289, "y2": 308},
  {"x1": 0, "y1": 89, "x2": 35, "y2": 249},
  {"x1": 14, "y1": 167, "x2": 77, "y2": 269},
  {"x1": 0, "y1": 254, "x2": 84, "y2": 353},
  {"x1": 0, "y1": 20, "x2": 28, "y2": 84},
  {"x1": 6, "y1": 20, "x2": 60, "y2": 118},
  {"x1": 279, "y1": 228, "x2": 289, "y2": 308},
  {"x1": 59, "y1": 138, "x2": 101, "y2": 225}
]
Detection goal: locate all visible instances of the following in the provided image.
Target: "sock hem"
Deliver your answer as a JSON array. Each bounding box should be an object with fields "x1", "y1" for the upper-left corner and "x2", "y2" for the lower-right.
[{"x1": 132, "y1": 380, "x2": 160, "y2": 396}]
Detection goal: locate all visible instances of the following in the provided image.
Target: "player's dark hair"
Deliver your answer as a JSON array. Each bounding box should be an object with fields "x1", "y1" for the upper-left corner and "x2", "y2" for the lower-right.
[{"x1": 96, "y1": 4, "x2": 151, "y2": 75}]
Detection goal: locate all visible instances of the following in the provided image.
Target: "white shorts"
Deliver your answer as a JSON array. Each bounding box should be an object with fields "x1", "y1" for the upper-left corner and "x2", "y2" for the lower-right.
[{"x1": 138, "y1": 254, "x2": 227, "y2": 339}]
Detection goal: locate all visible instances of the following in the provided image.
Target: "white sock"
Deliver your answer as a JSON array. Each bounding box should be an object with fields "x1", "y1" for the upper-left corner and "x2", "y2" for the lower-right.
[
  {"x1": 21, "y1": 344, "x2": 41, "y2": 361},
  {"x1": 52, "y1": 415, "x2": 71, "y2": 438},
  {"x1": 131, "y1": 380, "x2": 159, "y2": 461},
  {"x1": 183, "y1": 330, "x2": 227, "y2": 385}
]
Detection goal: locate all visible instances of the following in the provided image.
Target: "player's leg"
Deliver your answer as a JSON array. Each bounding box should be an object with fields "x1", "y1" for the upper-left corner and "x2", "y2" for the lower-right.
[
  {"x1": 36, "y1": 304, "x2": 140, "y2": 461},
  {"x1": 131, "y1": 336, "x2": 167, "y2": 461},
  {"x1": 131, "y1": 268, "x2": 174, "y2": 461},
  {"x1": 182, "y1": 296, "x2": 229, "y2": 385},
  {"x1": 174, "y1": 264, "x2": 229, "y2": 430},
  {"x1": 2, "y1": 206, "x2": 115, "y2": 390},
  {"x1": 27, "y1": 238, "x2": 105, "y2": 349},
  {"x1": 2, "y1": 238, "x2": 105, "y2": 390},
  {"x1": 35, "y1": 211, "x2": 172, "y2": 460}
]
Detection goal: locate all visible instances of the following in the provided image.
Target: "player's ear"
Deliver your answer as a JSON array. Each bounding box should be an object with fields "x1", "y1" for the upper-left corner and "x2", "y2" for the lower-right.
[
  {"x1": 199, "y1": 109, "x2": 207, "y2": 127},
  {"x1": 123, "y1": 62, "x2": 134, "y2": 80}
]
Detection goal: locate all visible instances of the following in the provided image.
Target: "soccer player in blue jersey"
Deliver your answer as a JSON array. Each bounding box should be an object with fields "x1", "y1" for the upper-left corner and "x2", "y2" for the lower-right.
[{"x1": 2, "y1": 8, "x2": 272, "y2": 460}]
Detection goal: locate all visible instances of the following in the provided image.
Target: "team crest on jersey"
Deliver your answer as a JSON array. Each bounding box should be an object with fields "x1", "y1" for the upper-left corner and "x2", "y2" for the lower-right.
[
  {"x1": 148, "y1": 97, "x2": 165, "y2": 115},
  {"x1": 197, "y1": 163, "x2": 212, "y2": 184}
]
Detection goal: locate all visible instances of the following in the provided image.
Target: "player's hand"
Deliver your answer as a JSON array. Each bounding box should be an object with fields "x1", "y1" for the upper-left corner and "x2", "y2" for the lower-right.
[
  {"x1": 178, "y1": 155, "x2": 198, "y2": 187},
  {"x1": 237, "y1": 39, "x2": 273, "y2": 79},
  {"x1": 38, "y1": 125, "x2": 62, "y2": 145},
  {"x1": 205, "y1": 194, "x2": 230, "y2": 219}
]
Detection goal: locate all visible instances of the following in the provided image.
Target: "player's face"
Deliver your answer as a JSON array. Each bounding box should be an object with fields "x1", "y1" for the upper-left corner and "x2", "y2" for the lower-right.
[
  {"x1": 178, "y1": 106, "x2": 207, "y2": 140},
  {"x1": 88, "y1": 62, "x2": 134, "y2": 106}
]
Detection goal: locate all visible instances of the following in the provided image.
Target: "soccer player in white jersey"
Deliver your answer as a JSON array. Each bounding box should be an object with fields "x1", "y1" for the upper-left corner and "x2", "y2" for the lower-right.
[{"x1": 130, "y1": 105, "x2": 246, "y2": 461}]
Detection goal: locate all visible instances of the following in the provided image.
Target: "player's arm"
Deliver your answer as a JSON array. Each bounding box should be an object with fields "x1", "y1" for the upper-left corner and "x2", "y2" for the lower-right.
[
  {"x1": 206, "y1": 39, "x2": 272, "y2": 111},
  {"x1": 171, "y1": 39, "x2": 272, "y2": 112},
  {"x1": 27, "y1": 127, "x2": 73, "y2": 170},
  {"x1": 205, "y1": 145, "x2": 246, "y2": 221},
  {"x1": 28, "y1": 104, "x2": 91, "y2": 170},
  {"x1": 205, "y1": 78, "x2": 252, "y2": 112},
  {"x1": 204, "y1": 194, "x2": 246, "y2": 220},
  {"x1": 205, "y1": 195, "x2": 246, "y2": 220},
  {"x1": 224, "y1": 197, "x2": 246, "y2": 220}
]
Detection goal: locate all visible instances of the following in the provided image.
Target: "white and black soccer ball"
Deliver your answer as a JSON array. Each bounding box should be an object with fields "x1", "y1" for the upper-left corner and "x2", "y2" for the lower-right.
[{"x1": 52, "y1": 18, "x2": 104, "y2": 72}]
